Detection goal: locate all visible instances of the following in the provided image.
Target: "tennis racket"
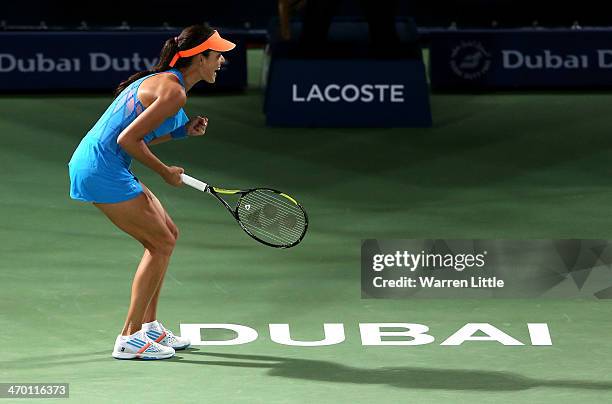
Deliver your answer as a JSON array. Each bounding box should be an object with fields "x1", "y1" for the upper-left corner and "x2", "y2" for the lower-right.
[{"x1": 180, "y1": 173, "x2": 308, "y2": 248}]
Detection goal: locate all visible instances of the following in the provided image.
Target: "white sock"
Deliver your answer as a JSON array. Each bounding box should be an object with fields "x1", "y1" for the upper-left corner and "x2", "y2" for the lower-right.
[
  {"x1": 119, "y1": 329, "x2": 142, "y2": 341},
  {"x1": 140, "y1": 320, "x2": 159, "y2": 331}
]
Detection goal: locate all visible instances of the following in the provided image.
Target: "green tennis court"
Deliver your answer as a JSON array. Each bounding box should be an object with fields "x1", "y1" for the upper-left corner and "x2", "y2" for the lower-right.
[{"x1": 1, "y1": 50, "x2": 612, "y2": 403}]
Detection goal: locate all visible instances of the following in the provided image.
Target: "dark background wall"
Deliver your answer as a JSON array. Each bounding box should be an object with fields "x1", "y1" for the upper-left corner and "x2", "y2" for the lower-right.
[{"x1": 0, "y1": 1, "x2": 608, "y2": 29}]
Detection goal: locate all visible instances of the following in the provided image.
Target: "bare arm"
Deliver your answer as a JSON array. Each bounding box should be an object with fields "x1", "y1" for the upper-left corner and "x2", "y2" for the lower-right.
[
  {"x1": 148, "y1": 115, "x2": 209, "y2": 146},
  {"x1": 117, "y1": 83, "x2": 186, "y2": 185}
]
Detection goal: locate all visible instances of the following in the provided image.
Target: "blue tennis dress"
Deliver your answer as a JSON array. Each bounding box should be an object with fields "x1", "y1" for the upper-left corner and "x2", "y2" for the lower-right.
[{"x1": 68, "y1": 69, "x2": 189, "y2": 203}]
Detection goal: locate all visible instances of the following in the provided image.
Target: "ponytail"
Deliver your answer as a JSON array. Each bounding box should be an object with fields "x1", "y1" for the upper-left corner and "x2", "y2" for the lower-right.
[
  {"x1": 113, "y1": 24, "x2": 216, "y2": 96},
  {"x1": 113, "y1": 38, "x2": 178, "y2": 96}
]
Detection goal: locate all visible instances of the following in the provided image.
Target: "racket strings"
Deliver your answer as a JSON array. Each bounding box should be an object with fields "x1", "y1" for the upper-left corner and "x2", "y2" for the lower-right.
[
  {"x1": 239, "y1": 193, "x2": 305, "y2": 241},
  {"x1": 237, "y1": 190, "x2": 306, "y2": 246},
  {"x1": 249, "y1": 192, "x2": 306, "y2": 236}
]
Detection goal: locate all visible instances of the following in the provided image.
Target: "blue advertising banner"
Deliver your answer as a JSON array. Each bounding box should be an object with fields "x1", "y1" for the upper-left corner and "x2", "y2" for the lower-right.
[
  {"x1": 264, "y1": 58, "x2": 432, "y2": 127},
  {"x1": 429, "y1": 29, "x2": 612, "y2": 90},
  {"x1": 0, "y1": 31, "x2": 247, "y2": 91}
]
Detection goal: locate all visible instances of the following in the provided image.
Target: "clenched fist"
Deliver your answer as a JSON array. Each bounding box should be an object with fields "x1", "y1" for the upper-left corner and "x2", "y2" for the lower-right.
[{"x1": 186, "y1": 116, "x2": 208, "y2": 137}]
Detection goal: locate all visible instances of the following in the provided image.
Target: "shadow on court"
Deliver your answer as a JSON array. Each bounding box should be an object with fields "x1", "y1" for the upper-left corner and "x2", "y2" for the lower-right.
[
  {"x1": 1, "y1": 351, "x2": 111, "y2": 370},
  {"x1": 172, "y1": 351, "x2": 612, "y2": 392}
]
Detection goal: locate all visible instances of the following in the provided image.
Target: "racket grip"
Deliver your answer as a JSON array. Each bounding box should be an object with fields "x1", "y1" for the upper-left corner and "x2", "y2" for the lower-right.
[{"x1": 181, "y1": 174, "x2": 209, "y2": 192}]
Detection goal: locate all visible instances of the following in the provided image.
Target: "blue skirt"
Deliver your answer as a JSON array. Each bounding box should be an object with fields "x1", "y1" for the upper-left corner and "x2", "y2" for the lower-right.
[{"x1": 68, "y1": 141, "x2": 143, "y2": 204}]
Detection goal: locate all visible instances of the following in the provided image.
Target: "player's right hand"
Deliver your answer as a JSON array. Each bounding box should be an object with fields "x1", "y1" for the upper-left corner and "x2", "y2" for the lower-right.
[{"x1": 162, "y1": 166, "x2": 185, "y2": 186}]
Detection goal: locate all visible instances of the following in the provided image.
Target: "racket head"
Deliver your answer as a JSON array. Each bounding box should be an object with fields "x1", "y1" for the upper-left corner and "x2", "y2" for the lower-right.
[{"x1": 234, "y1": 188, "x2": 308, "y2": 248}]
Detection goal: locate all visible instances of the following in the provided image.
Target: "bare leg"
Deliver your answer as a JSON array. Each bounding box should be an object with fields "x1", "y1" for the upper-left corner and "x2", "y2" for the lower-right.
[
  {"x1": 94, "y1": 185, "x2": 178, "y2": 336},
  {"x1": 142, "y1": 277, "x2": 164, "y2": 324},
  {"x1": 139, "y1": 183, "x2": 179, "y2": 324},
  {"x1": 122, "y1": 249, "x2": 170, "y2": 334}
]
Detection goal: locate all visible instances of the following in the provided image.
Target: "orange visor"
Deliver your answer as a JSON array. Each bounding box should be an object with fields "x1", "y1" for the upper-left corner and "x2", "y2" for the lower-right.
[{"x1": 169, "y1": 30, "x2": 236, "y2": 67}]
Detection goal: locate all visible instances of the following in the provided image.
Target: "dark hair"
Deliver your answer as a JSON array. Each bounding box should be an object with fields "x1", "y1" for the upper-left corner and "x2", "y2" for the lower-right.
[{"x1": 114, "y1": 24, "x2": 216, "y2": 96}]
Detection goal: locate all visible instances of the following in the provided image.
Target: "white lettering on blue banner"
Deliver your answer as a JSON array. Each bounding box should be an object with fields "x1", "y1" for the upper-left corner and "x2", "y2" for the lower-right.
[
  {"x1": 0, "y1": 53, "x2": 157, "y2": 73},
  {"x1": 292, "y1": 84, "x2": 405, "y2": 103}
]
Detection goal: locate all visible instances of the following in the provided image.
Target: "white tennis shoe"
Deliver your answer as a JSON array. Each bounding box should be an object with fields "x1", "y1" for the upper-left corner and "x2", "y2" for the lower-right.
[
  {"x1": 112, "y1": 330, "x2": 175, "y2": 360},
  {"x1": 142, "y1": 320, "x2": 191, "y2": 350}
]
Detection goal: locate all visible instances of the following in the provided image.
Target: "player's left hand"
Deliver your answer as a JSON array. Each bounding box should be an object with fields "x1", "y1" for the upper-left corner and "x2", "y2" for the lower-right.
[{"x1": 186, "y1": 116, "x2": 208, "y2": 136}]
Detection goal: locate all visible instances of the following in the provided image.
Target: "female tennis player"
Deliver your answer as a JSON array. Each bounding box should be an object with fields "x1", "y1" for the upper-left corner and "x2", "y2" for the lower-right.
[{"x1": 68, "y1": 24, "x2": 235, "y2": 360}]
